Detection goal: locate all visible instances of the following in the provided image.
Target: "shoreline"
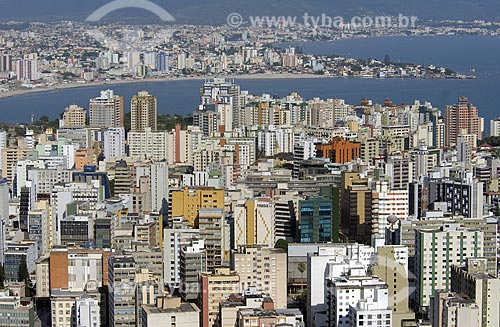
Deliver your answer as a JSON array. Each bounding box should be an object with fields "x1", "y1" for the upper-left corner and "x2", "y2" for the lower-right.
[
  {"x1": 0, "y1": 72, "x2": 473, "y2": 100},
  {"x1": 0, "y1": 74, "x2": 332, "y2": 100}
]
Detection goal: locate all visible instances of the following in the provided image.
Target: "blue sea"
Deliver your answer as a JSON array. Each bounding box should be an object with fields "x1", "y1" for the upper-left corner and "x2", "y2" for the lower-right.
[{"x1": 1, "y1": 35, "x2": 499, "y2": 133}]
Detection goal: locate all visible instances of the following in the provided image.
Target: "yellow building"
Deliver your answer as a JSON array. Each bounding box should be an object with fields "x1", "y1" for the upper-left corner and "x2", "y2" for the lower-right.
[
  {"x1": 1, "y1": 147, "x2": 25, "y2": 183},
  {"x1": 170, "y1": 187, "x2": 224, "y2": 227},
  {"x1": 62, "y1": 104, "x2": 86, "y2": 127}
]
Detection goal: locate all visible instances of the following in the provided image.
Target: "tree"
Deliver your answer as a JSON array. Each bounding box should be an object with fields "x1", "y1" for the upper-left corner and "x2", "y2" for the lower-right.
[
  {"x1": 275, "y1": 239, "x2": 289, "y2": 251},
  {"x1": 18, "y1": 259, "x2": 31, "y2": 297},
  {"x1": 297, "y1": 262, "x2": 306, "y2": 276},
  {"x1": 294, "y1": 289, "x2": 307, "y2": 318},
  {"x1": 0, "y1": 265, "x2": 4, "y2": 289},
  {"x1": 384, "y1": 54, "x2": 391, "y2": 65},
  {"x1": 18, "y1": 259, "x2": 29, "y2": 282},
  {"x1": 108, "y1": 179, "x2": 115, "y2": 197}
]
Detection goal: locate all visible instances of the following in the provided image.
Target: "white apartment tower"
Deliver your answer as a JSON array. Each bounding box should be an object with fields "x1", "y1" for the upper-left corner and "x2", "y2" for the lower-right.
[
  {"x1": 103, "y1": 127, "x2": 126, "y2": 161},
  {"x1": 89, "y1": 90, "x2": 124, "y2": 128},
  {"x1": 326, "y1": 267, "x2": 392, "y2": 327}
]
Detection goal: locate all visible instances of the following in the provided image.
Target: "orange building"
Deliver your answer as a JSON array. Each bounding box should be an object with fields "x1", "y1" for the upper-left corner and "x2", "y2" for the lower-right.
[
  {"x1": 445, "y1": 96, "x2": 482, "y2": 147},
  {"x1": 49, "y1": 249, "x2": 68, "y2": 290},
  {"x1": 75, "y1": 148, "x2": 91, "y2": 170},
  {"x1": 74, "y1": 144, "x2": 100, "y2": 170},
  {"x1": 49, "y1": 248, "x2": 112, "y2": 290},
  {"x1": 316, "y1": 137, "x2": 361, "y2": 164}
]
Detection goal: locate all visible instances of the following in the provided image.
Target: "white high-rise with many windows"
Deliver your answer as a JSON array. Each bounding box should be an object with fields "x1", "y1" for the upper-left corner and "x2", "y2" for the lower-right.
[
  {"x1": 89, "y1": 90, "x2": 124, "y2": 128},
  {"x1": 128, "y1": 128, "x2": 174, "y2": 162},
  {"x1": 15, "y1": 53, "x2": 38, "y2": 81},
  {"x1": 103, "y1": 127, "x2": 126, "y2": 161},
  {"x1": 490, "y1": 118, "x2": 500, "y2": 137},
  {"x1": 371, "y1": 180, "x2": 409, "y2": 248},
  {"x1": 0, "y1": 130, "x2": 6, "y2": 173},
  {"x1": 326, "y1": 267, "x2": 392, "y2": 327}
]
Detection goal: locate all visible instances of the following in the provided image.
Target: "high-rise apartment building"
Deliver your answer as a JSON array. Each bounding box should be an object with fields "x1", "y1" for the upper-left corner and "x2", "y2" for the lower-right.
[
  {"x1": 233, "y1": 198, "x2": 275, "y2": 248},
  {"x1": 180, "y1": 239, "x2": 207, "y2": 300},
  {"x1": 372, "y1": 246, "x2": 415, "y2": 327},
  {"x1": 103, "y1": 127, "x2": 126, "y2": 160},
  {"x1": 430, "y1": 291, "x2": 480, "y2": 327},
  {"x1": 232, "y1": 245, "x2": 287, "y2": 309},
  {"x1": 307, "y1": 244, "x2": 375, "y2": 327},
  {"x1": 326, "y1": 267, "x2": 392, "y2": 327},
  {"x1": 489, "y1": 118, "x2": 500, "y2": 137},
  {"x1": 0, "y1": 130, "x2": 6, "y2": 172},
  {"x1": 113, "y1": 160, "x2": 132, "y2": 195},
  {"x1": 415, "y1": 224, "x2": 484, "y2": 315},
  {"x1": 0, "y1": 178, "x2": 8, "y2": 264},
  {"x1": 457, "y1": 134, "x2": 474, "y2": 164},
  {"x1": 163, "y1": 217, "x2": 199, "y2": 290},
  {"x1": 108, "y1": 255, "x2": 137, "y2": 327},
  {"x1": 131, "y1": 91, "x2": 157, "y2": 132},
  {"x1": 410, "y1": 143, "x2": 439, "y2": 180},
  {"x1": 385, "y1": 155, "x2": 412, "y2": 189},
  {"x1": 200, "y1": 78, "x2": 240, "y2": 129},
  {"x1": 273, "y1": 197, "x2": 298, "y2": 242},
  {"x1": 445, "y1": 96, "x2": 482, "y2": 147},
  {"x1": 316, "y1": 137, "x2": 361, "y2": 164},
  {"x1": 128, "y1": 128, "x2": 174, "y2": 162},
  {"x1": 15, "y1": 53, "x2": 38, "y2": 81},
  {"x1": 198, "y1": 208, "x2": 225, "y2": 269},
  {"x1": 136, "y1": 161, "x2": 169, "y2": 214},
  {"x1": 0, "y1": 53, "x2": 12, "y2": 72},
  {"x1": 170, "y1": 187, "x2": 224, "y2": 227},
  {"x1": 61, "y1": 104, "x2": 86, "y2": 127},
  {"x1": 371, "y1": 180, "x2": 409, "y2": 248},
  {"x1": 75, "y1": 297, "x2": 101, "y2": 327},
  {"x1": 89, "y1": 90, "x2": 124, "y2": 128},
  {"x1": 48, "y1": 249, "x2": 110, "y2": 292},
  {"x1": 341, "y1": 173, "x2": 372, "y2": 244},
  {"x1": 193, "y1": 110, "x2": 218, "y2": 136},
  {"x1": 451, "y1": 258, "x2": 500, "y2": 327},
  {"x1": 155, "y1": 52, "x2": 169, "y2": 73},
  {"x1": 0, "y1": 290, "x2": 35, "y2": 327},
  {"x1": 1, "y1": 147, "x2": 25, "y2": 183},
  {"x1": 442, "y1": 173, "x2": 484, "y2": 218},
  {"x1": 199, "y1": 268, "x2": 240, "y2": 327}
]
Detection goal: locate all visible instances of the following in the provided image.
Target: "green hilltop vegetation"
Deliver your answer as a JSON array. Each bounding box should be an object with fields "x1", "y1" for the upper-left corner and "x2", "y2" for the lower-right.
[{"x1": 124, "y1": 112, "x2": 193, "y2": 132}]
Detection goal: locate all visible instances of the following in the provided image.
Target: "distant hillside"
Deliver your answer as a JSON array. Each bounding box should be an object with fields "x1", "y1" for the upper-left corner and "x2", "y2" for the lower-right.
[{"x1": 1, "y1": 0, "x2": 500, "y2": 23}]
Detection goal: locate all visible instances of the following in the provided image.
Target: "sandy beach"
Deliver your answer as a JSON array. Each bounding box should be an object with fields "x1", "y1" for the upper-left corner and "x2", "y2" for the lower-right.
[{"x1": 0, "y1": 73, "x2": 332, "y2": 100}]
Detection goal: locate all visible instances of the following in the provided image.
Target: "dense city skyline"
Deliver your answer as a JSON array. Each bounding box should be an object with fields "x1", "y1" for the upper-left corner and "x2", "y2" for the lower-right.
[{"x1": 0, "y1": 2, "x2": 500, "y2": 326}]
